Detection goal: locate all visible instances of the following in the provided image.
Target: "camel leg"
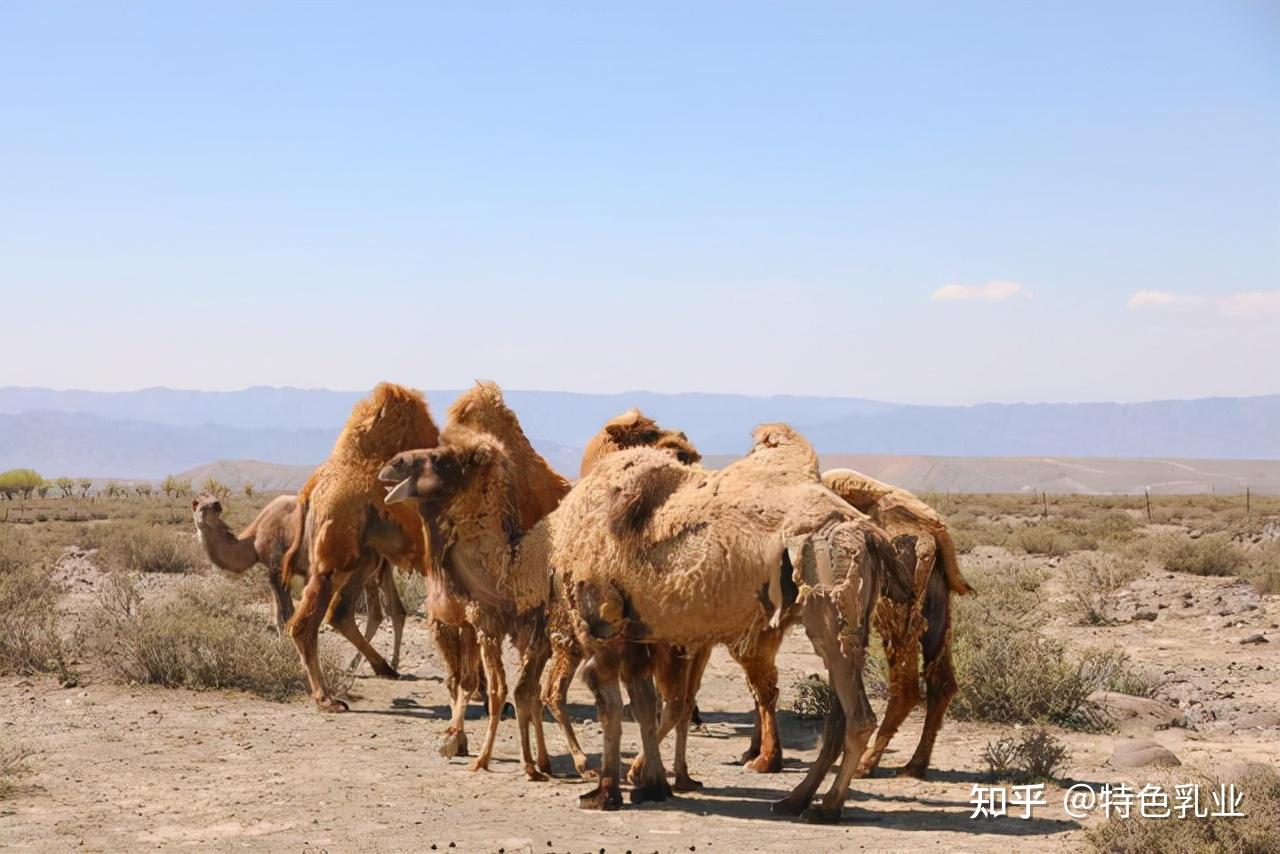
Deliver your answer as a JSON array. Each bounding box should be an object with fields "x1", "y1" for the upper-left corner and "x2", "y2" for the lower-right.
[
  {"x1": 578, "y1": 652, "x2": 624, "y2": 811},
  {"x1": 513, "y1": 620, "x2": 552, "y2": 781},
  {"x1": 902, "y1": 573, "x2": 956, "y2": 779},
  {"x1": 379, "y1": 565, "x2": 407, "y2": 672},
  {"x1": 267, "y1": 571, "x2": 295, "y2": 635},
  {"x1": 434, "y1": 620, "x2": 475, "y2": 758},
  {"x1": 289, "y1": 569, "x2": 347, "y2": 712},
  {"x1": 857, "y1": 609, "x2": 921, "y2": 777},
  {"x1": 471, "y1": 634, "x2": 508, "y2": 772},
  {"x1": 624, "y1": 645, "x2": 671, "y2": 805},
  {"x1": 671, "y1": 645, "x2": 712, "y2": 791},
  {"x1": 628, "y1": 644, "x2": 681, "y2": 785},
  {"x1": 733, "y1": 627, "x2": 785, "y2": 773},
  {"x1": 800, "y1": 598, "x2": 876, "y2": 825},
  {"x1": 349, "y1": 573, "x2": 385, "y2": 670},
  {"x1": 543, "y1": 639, "x2": 592, "y2": 778},
  {"x1": 329, "y1": 563, "x2": 399, "y2": 679},
  {"x1": 772, "y1": 702, "x2": 845, "y2": 816}
]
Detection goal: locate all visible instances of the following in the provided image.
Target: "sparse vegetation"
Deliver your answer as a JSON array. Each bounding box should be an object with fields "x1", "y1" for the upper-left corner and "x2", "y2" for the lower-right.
[
  {"x1": 85, "y1": 574, "x2": 353, "y2": 701},
  {"x1": 80, "y1": 521, "x2": 204, "y2": 574},
  {"x1": 1086, "y1": 764, "x2": 1280, "y2": 854},
  {"x1": 0, "y1": 527, "x2": 70, "y2": 676},
  {"x1": 0, "y1": 738, "x2": 34, "y2": 797},
  {"x1": 790, "y1": 673, "x2": 833, "y2": 719},
  {"x1": 982, "y1": 727, "x2": 1070, "y2": 783},
  {"x1": 1063, "y1": 552, "x2": 1142, "y2": 625}
]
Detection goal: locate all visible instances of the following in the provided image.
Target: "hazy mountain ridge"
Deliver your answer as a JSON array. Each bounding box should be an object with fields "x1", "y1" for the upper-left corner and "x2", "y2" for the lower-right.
[{"x1": 1, "y1": 387, "x2": 1276, "y2": 480}]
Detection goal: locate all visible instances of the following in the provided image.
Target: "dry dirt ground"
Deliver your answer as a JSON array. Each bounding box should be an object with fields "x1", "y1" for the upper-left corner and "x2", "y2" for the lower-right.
[{"x1": 3, "y1": 549, "x2": 1279, "y2": 853}]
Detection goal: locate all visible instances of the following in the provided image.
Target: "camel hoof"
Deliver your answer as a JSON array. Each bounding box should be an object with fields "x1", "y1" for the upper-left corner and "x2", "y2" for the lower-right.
[
  {"x1": 579, "y1": 782, "x2": 622, "y2": 811},
  {"x1": 802, "y1": 806, "x2": 843, "y2": 824},
  {"x1": 317, "y1": 697, "x2": 349, "y2": 713},
  {"x1": 575, "y1": 765, "x2": 599, "y2": 781},
  {"x1": 630, "y1": 776, "x2": 673, "y2": 805},
  {"x1": 438, "y1": 730, "x2": 468, "y2": 758},
  {"x1": 897, "y1": 764, "x2": 928, "y2": 780},
  {"x1": 523, "y1": 764, "x2": 549, "y2": 782},
  {"x1": 771, "y1": 797, "x2": 808, "y2": 817},
  {"x1": 470, "y1": 757, "x2": 491, "y2": 772},
  {"x1": 673, "y1": 774, "x2": 703, "y2": 792},
  {"x1": 854, "y1": 762, "x2": 876, "y2": 779},
  {"x1": 739, "y1": 746, "x2": 761, "y2": 764},
  {"x1": 372, "y1": 664, "x2": 401, "y2": 680},
  {"x1": 744, "y1": 752, "x2": 783, "y2": 774}
]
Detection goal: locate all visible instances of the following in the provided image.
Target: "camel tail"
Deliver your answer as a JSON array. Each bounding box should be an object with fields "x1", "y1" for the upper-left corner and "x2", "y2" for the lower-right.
[
  {"x1": 933, "y1": 525, "x2": 974, "y2": 595},
  {"x1": 279, "y1": 495, "x2": 308, "y2": 589},
  {"x1": 865, "y1": 527, "x2": 914, "y2": 605}
]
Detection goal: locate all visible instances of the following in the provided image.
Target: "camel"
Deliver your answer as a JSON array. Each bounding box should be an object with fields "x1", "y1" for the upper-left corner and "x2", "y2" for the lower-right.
[
  {"x1": 578, "y1": 408, "x2": 701, "y2": 477},
  {"x1": 192, "y1": 493, "x2": 408, "y2": 670},
  {"x1": 544, "y1": 423, "x2": 913, "y2": 818},
  {"x1": 821, "y1": 469, "x2": 973, "y2": 779},
  {"x1": 283, "y1": 382, "x2": 441, "y2": 712},
  {"x1": 379, "y1": 380, "x2": 571, "y2": 778}
]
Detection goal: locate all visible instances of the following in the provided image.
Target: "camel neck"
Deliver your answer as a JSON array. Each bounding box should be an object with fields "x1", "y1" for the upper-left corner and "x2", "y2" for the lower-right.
[{"x1": 197, "y1": 518, "x2": 258, "y2": 573}]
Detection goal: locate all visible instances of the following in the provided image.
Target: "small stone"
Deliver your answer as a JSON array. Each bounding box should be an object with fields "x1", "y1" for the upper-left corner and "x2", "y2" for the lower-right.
[
  {"x1": 1111, "y1": 738, "x2": 1181, "y2": 768},
  {"x1": 1133, "y1": 611, "x2": 1158, "y2": 622},
  {"x1": 1240, "y1": 634, "x2": 1269, "y2": 645}
]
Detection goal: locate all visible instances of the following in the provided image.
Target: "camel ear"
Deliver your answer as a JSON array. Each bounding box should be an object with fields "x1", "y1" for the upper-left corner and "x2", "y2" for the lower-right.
[
  {"x1": 469, "y1": 442, "x2": 495, "y2": 468},
  {"x1": 191, "y1": 499, "x2": 200, "y2": 511}
]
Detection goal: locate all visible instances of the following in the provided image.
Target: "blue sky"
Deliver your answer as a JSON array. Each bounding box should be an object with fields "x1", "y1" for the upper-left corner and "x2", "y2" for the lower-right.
[{"x1": 2, "y1": 1, "x2": 1276, "y2": 404}]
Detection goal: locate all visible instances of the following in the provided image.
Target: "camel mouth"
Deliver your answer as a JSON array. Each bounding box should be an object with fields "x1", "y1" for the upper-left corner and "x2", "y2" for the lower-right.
[{"x1": 383, "y1": 477, "x2": 415, "y2": 505}]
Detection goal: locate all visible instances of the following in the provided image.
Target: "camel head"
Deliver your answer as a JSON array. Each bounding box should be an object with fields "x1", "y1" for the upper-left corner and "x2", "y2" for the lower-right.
[
  {"x1": 594, "y1": 408, "x2": 702, "y2": 468},
  {"x1": 379, "y1": 432, "x2": 503, "y2": 509},
  {"x1": 191, "y1": 494, "x2": 224, "y2": 528},
  {"x1": 653, "y1": 430, "x2": 702, "y2": 467}
]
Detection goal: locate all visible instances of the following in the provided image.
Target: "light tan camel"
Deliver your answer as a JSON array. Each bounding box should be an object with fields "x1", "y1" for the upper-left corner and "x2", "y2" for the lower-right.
[
  {"x1": 821, "y1": 469, "x2": 973, "y2": 778},
  {"x1": 192, "y1": 493, "x2": 409, "y2": 670},
  {"x1": 380, "y1": 380, "x2": 571, "y2": 778},
  {"x1": 282, "y1": 382, "x2": 440, "y2": 711},
  {"x1": 546, "y1": 424, "x2": 912, "y2": 818}
]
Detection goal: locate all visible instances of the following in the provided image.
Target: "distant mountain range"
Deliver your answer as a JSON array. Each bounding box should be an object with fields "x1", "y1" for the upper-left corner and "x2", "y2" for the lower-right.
[{"x1": 1, "y1": 386, "x2": 1277, "y2": 483}]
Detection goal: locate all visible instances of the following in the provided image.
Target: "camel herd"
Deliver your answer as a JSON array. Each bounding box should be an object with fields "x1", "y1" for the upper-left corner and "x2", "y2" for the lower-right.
[{"x1": 192, "y1": 381, "x2": 972, "y2": 821}]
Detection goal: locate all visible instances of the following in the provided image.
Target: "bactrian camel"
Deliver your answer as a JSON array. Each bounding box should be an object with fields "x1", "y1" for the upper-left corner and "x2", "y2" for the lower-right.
[
  {"x1": 380, "y1": 380, "x2": 571, "y2": 778},
  {"x1": 192, "y1": 493, "x2": 409, "y2": 670},
  {"x1": 282, "y1": 382, "x2": 442, "y2": 711},
  {"x1": 546, "y1": 423, "x2": 913, "y2": 818},
  {"x1": 822, "y1": 469, "x2": 973, "y2": 778}
]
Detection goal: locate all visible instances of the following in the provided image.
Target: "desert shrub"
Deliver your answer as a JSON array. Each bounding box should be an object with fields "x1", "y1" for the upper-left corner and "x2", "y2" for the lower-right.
[
  {"x1": 0, "y1": 738, "x2": 34, "y2": 797},
  {"x1": 1243, "y1": 541, "x2": 1280, "y2": 595},
  {"x1": 790, "y1": 674, "x2": 833, "y2": 719},
  {"x1": 950, "y1": 560, "x2": 1112, "y2": 731},
  {"x1": 1160, "y1": 533, "x2": 1248, "y2": 576},
  {"x1": 0, "y1": 528, "x2": 69, "y2": 676},
  {"x1": 1092, "y1": 650, "x2": 1163, "y2": 698},
  {"x1": 85, "y1": 574, "x2": 352, "y2": 701},
  {"x1": 82, "y1": 522, "x2": 203, "y2": 574},
  {"x1": 1008, "y1": 523, "x2": 1087, "y2": 556},
  {"x1": 1062, "y1": 553, "x2": 1143, "y2": 625},
  {"x1": 396, "y1": 569, "x2": 428, "y2": 616},
  {"x1": 1086, "y1": 764, "x2": 1280, "y2": 854},
  {"x1": 983, "y1": 727, "x2": 1070, "y2": 783}
]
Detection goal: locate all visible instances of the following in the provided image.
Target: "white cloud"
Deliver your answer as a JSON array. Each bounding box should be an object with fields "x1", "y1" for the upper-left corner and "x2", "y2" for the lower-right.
[
  {"x1": 1218, "y1": 291, "x2": 1280, "y2": 317},
  {"x1": 1127, "y1": 290, "x2": 1203, "y2": 309},
  {"x1": 1128, "y1": 289, "x2": 1280, "y2": 316},
  {"x1": 931, "y1": 280, "x2": 1023, "y2": 302}
]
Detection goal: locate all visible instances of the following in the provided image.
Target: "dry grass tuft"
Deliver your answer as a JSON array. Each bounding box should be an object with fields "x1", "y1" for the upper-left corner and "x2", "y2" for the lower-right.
[
  {"x1": 80, "y1": 522, "x2": 204, "y2": 574},
  {"x1": 0, "y1": 528, "x2": 70, "y2": 676},
  {"x1": 790, "y1": 674, "x2": 833, "y2": 720},
  {"x1": 0, "y1": 738, "x2": 35, "y2": 798},
  {"x1": 982, "y1": 727, "x2": 1071, "y2": 783},
  {"x1": 1063, "y1": 552, "x2": 1143, "y2": 625},
  {"x1": 1086, "y1": 764, "x2": 1280, "y2": 854},
  {"x1": 84, "y1": 574, "x2": 352, "y2": 701}
]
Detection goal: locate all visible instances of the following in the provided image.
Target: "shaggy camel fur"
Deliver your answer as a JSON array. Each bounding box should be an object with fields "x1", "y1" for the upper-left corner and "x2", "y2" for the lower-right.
[
  {"x1": 283, "y1": 382, "x2": 440, "y2": 711},
  {"x1": 821, "y1": 469, "x2": 973, "y2": 778},
  {"x1": 381, "y1": 381, "x2": 571, "y2": 775},
  {"x1": 578, "y1": 408, "x2": 701, "y2": 477},
  {"x1": 546, "y1": 424, "x2": 912, "y2": 818},
  {"x1": 192, "y1": 494, "x2": 409, "y2": 669}
]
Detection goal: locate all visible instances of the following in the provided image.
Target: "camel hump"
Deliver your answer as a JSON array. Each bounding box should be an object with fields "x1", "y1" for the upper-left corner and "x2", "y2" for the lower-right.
[{"x1": 604, "y1": 456, "x2": 690, "y2": 539}]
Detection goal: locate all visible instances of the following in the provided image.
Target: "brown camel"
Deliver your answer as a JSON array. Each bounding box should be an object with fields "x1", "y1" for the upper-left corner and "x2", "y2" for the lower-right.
[
  {"x1": 192, "y1": 493, "x2": 409, "y2": 670},
  {"x1": 282, "y1": 382, "x2": 440, "y2": 711},
  {"x1": 380, "y1": 380, "x2": 571, "y2": 778},
  {"x1": 546, "y1": 423, "x2": 913, "y2": 818},
  {"x1": 578, "y1": 408, "x2": 701, "y2": 477},
  {"x1": 821, "y1": 469, "x2": 973, "y2": 778}
]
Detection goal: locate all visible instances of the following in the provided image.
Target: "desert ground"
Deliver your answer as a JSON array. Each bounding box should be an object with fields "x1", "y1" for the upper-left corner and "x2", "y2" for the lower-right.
[{"x1": 1, "y1": 491, "x2": 1278, "y2": 853}]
